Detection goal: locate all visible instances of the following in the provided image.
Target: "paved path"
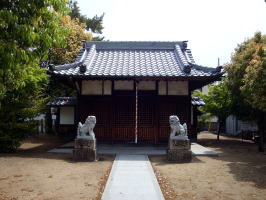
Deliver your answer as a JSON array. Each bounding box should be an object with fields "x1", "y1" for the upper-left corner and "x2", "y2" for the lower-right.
[
  {"x1": 191, "y1": 143, "x2": 218, "y2": 156},
  {"x1": 49, "y1": 142, "x2": 218, "y2": 156},
  {"x1": 101, "y1": 154, "x2": 164, "y2": 200}
]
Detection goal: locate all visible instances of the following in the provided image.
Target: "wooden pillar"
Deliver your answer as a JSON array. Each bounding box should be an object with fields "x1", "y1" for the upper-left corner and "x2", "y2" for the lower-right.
[
  {"x1": 111, "y1": 80, "x2": 114, "y2": 144},
  {"x1": 135, "y1": 80, "x2": 138, "y2": 144},
  {"x1": 155, "y1": 81, "x2": 159, "y2": 144}
]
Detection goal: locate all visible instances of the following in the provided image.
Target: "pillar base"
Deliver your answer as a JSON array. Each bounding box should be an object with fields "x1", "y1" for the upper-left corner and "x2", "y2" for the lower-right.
[{"x1": 73, "y1": 149, "x2": 97, "y2": 161}]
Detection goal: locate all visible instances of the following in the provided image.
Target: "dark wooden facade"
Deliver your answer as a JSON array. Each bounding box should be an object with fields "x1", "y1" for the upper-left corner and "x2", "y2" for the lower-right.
[{"x1": 77, "y1": 91, "x2": 191, "y2": 144}]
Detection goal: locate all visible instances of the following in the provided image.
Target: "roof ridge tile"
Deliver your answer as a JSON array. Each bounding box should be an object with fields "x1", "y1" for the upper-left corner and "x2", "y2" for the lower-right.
[{"x1": 48, "y1": 41, "x2": 223, "y2": 79}]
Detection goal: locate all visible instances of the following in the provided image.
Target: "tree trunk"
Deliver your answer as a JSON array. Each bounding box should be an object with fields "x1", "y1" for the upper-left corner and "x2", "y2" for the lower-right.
[
  {"x1": 217, "y1": 120, "x2": 221, "y2": 141},
  {"x1": 217, "y1": 119, "x2": 226, "y2": 141},
  {"x1": 258, "y1": 117, "x2": 265, "y2": 152}
]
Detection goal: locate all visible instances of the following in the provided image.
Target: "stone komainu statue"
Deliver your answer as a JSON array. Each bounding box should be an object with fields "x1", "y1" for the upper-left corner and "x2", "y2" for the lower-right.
[
  {"x1": 74, "y1": 115, "x2": 97, "y2": 161},
  {"x1": 169, "y1": 115, "x2": 188, "y2": 139},
  {"x1": 167, "y1": 115, "x2": 192, "y2": 162},
  {"x1": 77, "y1": 116, "x2": 96, "y2": 140}
]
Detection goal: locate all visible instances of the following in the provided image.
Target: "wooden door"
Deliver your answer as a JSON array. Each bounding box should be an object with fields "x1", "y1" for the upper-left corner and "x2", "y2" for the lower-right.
[
  {"x1": 138, "y1": 95, "x2": 156, "y2": 143},
  {"x1": 112, "y1": 96, "x2": 135, "y2": 142}
]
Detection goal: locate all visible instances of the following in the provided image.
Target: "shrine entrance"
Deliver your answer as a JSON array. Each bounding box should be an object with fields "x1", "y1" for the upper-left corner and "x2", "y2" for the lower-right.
[
  {"x1": 112, "y1": 91, "x2": 156, "y2": 144},
  {"x1": 78, "y1": 94, "x2": 190, "y2": 144}
]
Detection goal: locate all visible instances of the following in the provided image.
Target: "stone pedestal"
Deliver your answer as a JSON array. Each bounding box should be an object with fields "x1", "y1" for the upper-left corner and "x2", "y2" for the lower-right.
[
  {"x1": 74, "y1": 138, "x2": 96, "y2": 149},
  {"x1": 73, "y1": 138, "x2": 97, "y2": 161},
  {"x1": 167, "y1": 138, "x2": 192, "y2": 162},
  {"x1": 168, "y1": 138, "x2": 190, "y2": 150}
]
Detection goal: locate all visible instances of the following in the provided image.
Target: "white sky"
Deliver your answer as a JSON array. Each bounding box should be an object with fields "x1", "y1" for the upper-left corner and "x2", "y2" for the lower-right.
[{"x1": 77, "y1": 0, "x2": 266, "y2": 67}]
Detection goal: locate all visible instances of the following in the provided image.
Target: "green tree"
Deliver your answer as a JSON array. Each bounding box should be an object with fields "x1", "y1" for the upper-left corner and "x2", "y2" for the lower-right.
[
  {"x1": 226, "y1": 32, "x2": 266, "y2": 152},
  {"x1": 46, "y1": 0, "x2": 105, "y2": 100},
  {"x1": 49, "y1": 15, "x2": 92, "y2": 65},
  {"x1": 46, "y1": 7, "x2": 98, "y2": 133},
  {"x1": 0, "y1": 0, "x2": 68, "y2": 151},
  {"x1": 68, "y1": 0, "x2": 104, "y2": 41},
  {"x1": 47, "y1": 1, "x2": 104, "y2": 98},
  {"x1": 48, "y1": 15, "x2": 93, "y2": 99},
  {"x1": 193, "y1": 82, "x2": 232, "y2": 141}
]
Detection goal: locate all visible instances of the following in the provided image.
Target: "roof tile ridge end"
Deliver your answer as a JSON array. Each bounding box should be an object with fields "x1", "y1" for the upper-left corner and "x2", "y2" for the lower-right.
[
  {"x1": 48, "y1": 47, "x2": 89, "y2": 72},
  {"x1": 184, "y1": 49, "x2": 195, "y2": 64},
  {"x1": 191, "y1": 63, "x2": 223, "y2": 74},
  {"x1": 81, "y1": 44, "x2": 97, "y2": 73},
  {"x1": 174, "y1": 44, "x2": 191, "y2": 73},
  {"x1": 48, "y1": 62, "x2": 75, "y2": 72}
]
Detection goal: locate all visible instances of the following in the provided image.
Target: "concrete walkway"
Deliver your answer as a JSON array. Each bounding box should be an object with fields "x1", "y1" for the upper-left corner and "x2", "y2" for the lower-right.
[
  {"x1": 48, "y1": 142, "x2": 218, "y2": 156},
  {"x1": 191, "y1": 143, "x2": 218, "y2": 156},
  {"x1": 101, "y1": 154, "x2": 164, "y2": 200}
]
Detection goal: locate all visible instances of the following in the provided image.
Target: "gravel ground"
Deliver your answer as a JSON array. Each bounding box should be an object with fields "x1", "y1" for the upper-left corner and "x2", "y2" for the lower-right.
[
  {"x1": 150, "y1": 132, "x2": 266, "y2": 200},
  {"x1": 0, "y1": 135, "x2": 114, "y2": 200}
]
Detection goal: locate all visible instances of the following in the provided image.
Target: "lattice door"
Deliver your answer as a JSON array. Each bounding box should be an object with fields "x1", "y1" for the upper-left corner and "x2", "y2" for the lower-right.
[
  {"x1": 138, "y1": 95, "x2": 155, "y2": 143},
  {"x1": 112, "y1": 96, "x2": 135, "y2": 142}
]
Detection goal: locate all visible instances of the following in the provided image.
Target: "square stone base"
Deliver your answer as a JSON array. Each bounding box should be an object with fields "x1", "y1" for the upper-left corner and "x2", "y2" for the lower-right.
[
  {"x1": 74, "y1": 138, "x2": 96, "y2": 149},
  {"x1": 168, "y1": 139, "x2": 190, "y2": 150},
  {"x1": 73, "y1": 149, "x2": 97, "y2": 161},
  {"x1": 167, "y1": 149, "x2": 192, "y2": 162}
]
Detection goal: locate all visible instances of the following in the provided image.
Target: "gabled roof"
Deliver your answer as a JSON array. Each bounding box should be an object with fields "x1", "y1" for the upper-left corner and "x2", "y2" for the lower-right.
[
  {"x1": 47, "y1": 97, "x2": 77, "y2": 106},
  {"x1": 47, "y1": 96, "x2": 204, "y2": 106},
  {"x1": 48, "y1": 41, "x2": 222, "y2": 79}
]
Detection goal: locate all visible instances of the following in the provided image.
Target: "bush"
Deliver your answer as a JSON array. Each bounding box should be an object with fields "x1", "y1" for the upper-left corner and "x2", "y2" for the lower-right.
[
  {"x1": 0, "y1": 135, "x2": 21, "y2": 153},
  {"x1": 0, "y1": 119, "x2": 39, "y2": 152}
]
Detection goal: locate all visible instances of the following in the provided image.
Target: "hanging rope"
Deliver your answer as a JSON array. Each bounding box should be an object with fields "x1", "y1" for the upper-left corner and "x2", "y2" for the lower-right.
[{"x1": 135, "y1": 81, "x2": 138, "y2": 144}]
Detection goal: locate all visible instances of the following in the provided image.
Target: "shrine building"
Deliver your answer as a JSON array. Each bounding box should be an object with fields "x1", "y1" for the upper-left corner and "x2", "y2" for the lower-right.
[{"x1": 48, "y1": 41, "x2": 222, "y2": 144}]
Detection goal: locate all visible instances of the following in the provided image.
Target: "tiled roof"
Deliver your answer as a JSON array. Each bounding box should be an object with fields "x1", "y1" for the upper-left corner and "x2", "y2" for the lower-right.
[
  {"x1": 191, "y1": 97, "x2": 205, "y2": 106},
  {"x1": 48, "y1": 97, "x2": 77, "y2": 106},
  {"x1": 48, "y1": 96, "x2": 204, "y2": 106},
  {"x1": 48, "y1": 41, "x2": 222, "y2": 78}
]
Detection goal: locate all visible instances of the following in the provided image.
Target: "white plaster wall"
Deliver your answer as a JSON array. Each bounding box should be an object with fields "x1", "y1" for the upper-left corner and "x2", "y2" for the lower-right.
[
  {"x1": 114, "y1": 80, "x2": 134, "y2": 90},
  {"x1": 103, "y1": 80, "x2": 112, "y2": 95},
  {"x1": 60, "y1": 107, "x2": 75, "y2": 125},
  {"x1": 158, "y1": 81, "x2": 167, "y2": 95},
  {"x1": 82, "y1": 80, "x2": 102, "y2": 95},
  {"x1": 168, "y1": 81, "x2": 188, "y2": 95},
  {"x1": 138, "y1": 81, "x2": 156, "y2": 90}
]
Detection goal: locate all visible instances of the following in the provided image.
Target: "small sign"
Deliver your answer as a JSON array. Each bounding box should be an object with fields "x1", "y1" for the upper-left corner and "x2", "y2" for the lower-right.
[{"x1": 52, "y1": 115, "x2": 57, "y2": 120}]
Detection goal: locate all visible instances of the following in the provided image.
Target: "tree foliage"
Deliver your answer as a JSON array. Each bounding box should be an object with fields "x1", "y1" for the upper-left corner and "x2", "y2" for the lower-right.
[
  {"x1": 68, "y1": 0, "x2": 104, "y2": 40},
  {"x1": 193, "y1": 82, "x2": 232, "y2": 140},
  {"x1": 49, "y1": 15, "x2": 92, "y2": 65},
  {"x1": 48, "y1": 0, "x2": 104, "y2": 98},
  {"x1": 46, "y1": 1, "x2": 105, "y2": 132},
  {"x1": 225, "y1": 32, "x2": 266, "y2": 151},
  {"x1": 0, "y1": 0, "x2": 68, "y2": 151}
]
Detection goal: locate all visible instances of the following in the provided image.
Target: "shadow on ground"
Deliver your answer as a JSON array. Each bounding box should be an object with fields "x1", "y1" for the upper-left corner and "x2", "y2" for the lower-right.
[
  {"x1": 197, "y1": 132, "x2": 266, "y2": 189},
  {"x1": 1, "y1": 135, "x2": 77, "y2": 163}
]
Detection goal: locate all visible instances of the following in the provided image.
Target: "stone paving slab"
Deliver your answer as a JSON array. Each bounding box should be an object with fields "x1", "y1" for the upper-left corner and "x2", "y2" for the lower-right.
[
  {"x1": 49, "y1": 143, "x2": 218, "y2": 156},
  {"x1": 101, "y1": 154, "x2": 164, "y2": 200},
  {"x1": 60, "y1": 141, "x2": 74, "y2": 148},
  {"x1": 191, "y1": 143, "x2": 218, "y2": 156},
  {"x1": 48, "y1": 148, "x2": 73, "y2": 154}
]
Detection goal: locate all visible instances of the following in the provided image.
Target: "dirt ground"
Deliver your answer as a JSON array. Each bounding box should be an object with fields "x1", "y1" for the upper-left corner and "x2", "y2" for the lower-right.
[
  {"x1": 0, "y1": 135, "x2": 114, "y2": 200},
  {"x1": 150, "y1": 132, "x2": 266, "y2": 200}
]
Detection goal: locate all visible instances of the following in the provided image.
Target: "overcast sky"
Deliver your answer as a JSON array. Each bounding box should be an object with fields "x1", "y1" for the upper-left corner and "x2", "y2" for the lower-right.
[{"x1": 77, "y1": 0, "x2": 266, "y2": 67}]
